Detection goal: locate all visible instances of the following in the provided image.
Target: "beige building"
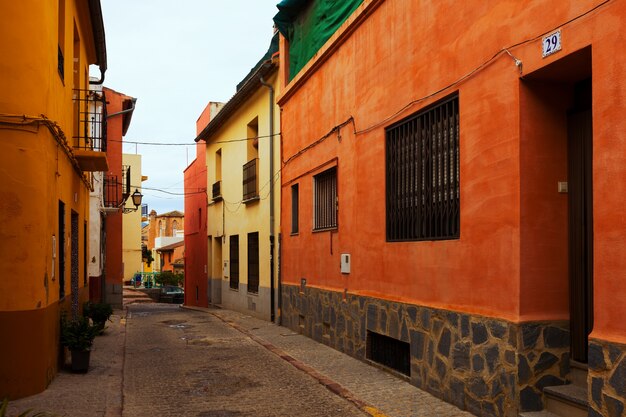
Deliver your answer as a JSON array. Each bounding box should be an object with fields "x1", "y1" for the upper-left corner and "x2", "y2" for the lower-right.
[
  {"x1": 122, "y1": 153, "x2": 145, "y2": 280},
  {"x1": 196, "y1": 38, "x2": 280, "y2": 322}
]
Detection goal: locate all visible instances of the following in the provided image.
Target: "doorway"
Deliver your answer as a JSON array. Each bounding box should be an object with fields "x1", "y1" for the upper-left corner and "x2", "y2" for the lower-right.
[
  {"x1": 568, "y1": 79, "x2": 593, "y2": 362},
  {"x1": 521, "y1": 46, "x2": 593, "y2": 363}
]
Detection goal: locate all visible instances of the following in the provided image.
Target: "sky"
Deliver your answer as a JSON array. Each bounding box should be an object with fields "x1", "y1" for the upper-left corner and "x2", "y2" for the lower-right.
[{"x1": 97, "y1": 0, "x2": 280, "y2": 214}]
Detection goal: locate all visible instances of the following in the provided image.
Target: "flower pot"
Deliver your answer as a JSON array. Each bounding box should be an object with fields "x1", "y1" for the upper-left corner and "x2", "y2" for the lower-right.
[{"x1": 70, "y1": 349, "x2": 90, "y2": 373}]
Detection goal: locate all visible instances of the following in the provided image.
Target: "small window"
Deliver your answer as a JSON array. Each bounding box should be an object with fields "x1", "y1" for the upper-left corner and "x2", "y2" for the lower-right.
[
  {"x1": 386, "y1": 94, "x2": 460, "y2": 241},
  {"x1": 313, "y1": 167, "x2": 337, "y2": 231},
  {"x1": 247, "y1": 232, "x2": 259, "y2": 293},
  {"x1": 229, "y1": 235, "x2": 239, "y2": 290},
  {"x1": 291, "y1": 184, "x2": 299, "y2": 234}
]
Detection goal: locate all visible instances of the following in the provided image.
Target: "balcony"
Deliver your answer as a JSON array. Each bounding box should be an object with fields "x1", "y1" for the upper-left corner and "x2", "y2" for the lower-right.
[
  {"x1": 242, "y1": 158, "x2": 259, "y2": 203},
  {"x1": 212, "y1": 180, "x2": 222, "y2": 201},
  {"x1": 73, "y1": 88, "x2": 108, "y2": 172},
  {"x1": 103, "y1": 166, "x2": 131, "y2": 209},
  {"x1": 103, "y1": 175, "x2": 121, "y2": 208}
]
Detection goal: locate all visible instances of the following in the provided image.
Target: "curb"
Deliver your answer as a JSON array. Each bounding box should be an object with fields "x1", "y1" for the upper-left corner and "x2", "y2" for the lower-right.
[{"x1": 181, "y1": 305, "x2": 390, "y2": 417}]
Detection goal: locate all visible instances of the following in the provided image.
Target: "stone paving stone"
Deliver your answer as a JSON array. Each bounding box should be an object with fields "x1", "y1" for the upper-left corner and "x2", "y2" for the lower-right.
[
  {"x1": 122, "y1": 304, "x2": 366, "y2": 417},
  {"x1": 6, "y1": 312, "x2": 126, "y2": 417},
  {"x1": 205, "y1": 308, "x2": 474, "y2": 417}
]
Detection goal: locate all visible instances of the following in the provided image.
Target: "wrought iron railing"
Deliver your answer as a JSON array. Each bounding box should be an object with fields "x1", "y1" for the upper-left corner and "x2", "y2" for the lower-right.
[
  {"x1": 243, "y1": 158, "x2": 259, "y2": 201},
  {"x1": 103, "y1": 175, "x2": 121, "y2": 208},
  {"x1": 73, "y1": 88, "x2": 107, "y2": 152}
]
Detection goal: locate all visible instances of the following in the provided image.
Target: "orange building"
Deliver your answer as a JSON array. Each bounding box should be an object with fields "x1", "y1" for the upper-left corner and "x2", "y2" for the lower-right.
[
  {"x1": 184, "y1": 102, "x2": 222, "y2": 307},
  {"x1": 275, "y1": 1, "x2": 626, "y2": 416},
  {"x1": 99, "y1": 87, "x2": 137, "y2": 308},
  {"x1": 0, "y1": 0, "x2": 107, "y2": 398}
]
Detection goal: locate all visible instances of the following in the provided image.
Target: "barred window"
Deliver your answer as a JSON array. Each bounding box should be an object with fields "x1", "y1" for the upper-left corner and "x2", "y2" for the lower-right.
[
  {"x1": 386, "y1": 94, "x2": 460, "y2": 241},
  {"x1": 247, "y1": 232, "x2": 259, "y2": 293},
  {"x1": 291, "y1": 184, "x2": 299, "y2": 234},
  {"x1": 313, "y1": 167, "x2": 337, "y2": 231},
  {"x1": 229, "y1": 235, "x2": 239, "y2": 290}
]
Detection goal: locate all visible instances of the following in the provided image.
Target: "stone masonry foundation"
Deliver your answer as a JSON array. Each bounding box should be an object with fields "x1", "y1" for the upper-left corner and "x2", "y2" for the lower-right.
[
  {"x1": 589, "y1": 339, "x2": 626, "y2": 417},
  {"x1": 281, "y1": 284, "x2": 570, "y2": 417}
]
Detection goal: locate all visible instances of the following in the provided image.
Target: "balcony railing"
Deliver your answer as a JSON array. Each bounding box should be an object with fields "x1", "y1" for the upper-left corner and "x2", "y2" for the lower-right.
[
  {"x1": 73, "y1": 88, "x2": 107, "y2": 152},
  {"x1": 103, "y1": 175, "x2": 122, "y2": 208},
  {"x1": 212, "y1": 180, "x2": 222, "y2": 201},
  {"x1": 72, "y1": 88, "x2": 108, "y2": 172},
  {"x1": 242, "y1": 158, "x2": 259, "y2": 202}
]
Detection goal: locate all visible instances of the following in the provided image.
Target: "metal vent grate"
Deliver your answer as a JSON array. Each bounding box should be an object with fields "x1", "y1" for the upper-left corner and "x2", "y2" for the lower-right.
[{"x1": 367, "y1": 331, "x2": 410, "y2": 376}]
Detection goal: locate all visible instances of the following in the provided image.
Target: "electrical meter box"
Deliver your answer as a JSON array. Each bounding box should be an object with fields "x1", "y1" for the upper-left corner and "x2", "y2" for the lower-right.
[{"x1": 341, "y1": 253, "x2": 351, "y2": 274}]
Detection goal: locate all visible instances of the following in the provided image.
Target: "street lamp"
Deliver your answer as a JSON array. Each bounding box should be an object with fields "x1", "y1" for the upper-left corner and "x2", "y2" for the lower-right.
[{"x1": 123, "y1": 189, "x2": 143, "y2": 213}]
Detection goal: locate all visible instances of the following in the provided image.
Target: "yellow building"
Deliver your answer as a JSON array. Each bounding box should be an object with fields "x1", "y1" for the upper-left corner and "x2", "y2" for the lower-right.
[
  {"x1": 0, "y1": 0, "x2": 107, "y2": 399},
  {"x1": 122, "y1": 153, "x2": 145, "y2": 281},
  {"x1": 196, "y1": 36, "x2": 280, "y2": 321}
]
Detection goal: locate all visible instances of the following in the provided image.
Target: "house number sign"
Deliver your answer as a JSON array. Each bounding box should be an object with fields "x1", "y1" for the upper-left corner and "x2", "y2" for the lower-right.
[{"x1": 542, "y1": 30, "x2": 562, "y2": 58}]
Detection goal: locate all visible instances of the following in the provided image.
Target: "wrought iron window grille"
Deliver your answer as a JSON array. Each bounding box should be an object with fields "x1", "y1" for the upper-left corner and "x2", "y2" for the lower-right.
[
  {"x1": 313, "y1": 167, "x2": 338, "y2": 231},
  {"x1": 243, "y1": 158, "x2": 259, "y2": 202},
  {"x1": 386, "y1": 94, "x2": 460, "y2": 241}
]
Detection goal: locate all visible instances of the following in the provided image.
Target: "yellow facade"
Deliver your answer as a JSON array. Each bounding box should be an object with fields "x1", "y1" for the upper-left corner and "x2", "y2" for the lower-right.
[
  {"x1": 122, "y1": 153, "x2": 144, "y2": 280},
  {"x1": 0, "y1": 1, "x2": 106, "y2": 399},
  {"x1": 203, "y1": 62, "x2": 281, "y2": 321}
]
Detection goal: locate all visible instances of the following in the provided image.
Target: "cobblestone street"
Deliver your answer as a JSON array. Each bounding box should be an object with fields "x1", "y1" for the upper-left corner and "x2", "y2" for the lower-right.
[
  {"x1": 7, "y1": 303, "x2": 472, "y2": 417},
  {"x1": 123, "y1": 304, "x2": 366, "y2": 417}
]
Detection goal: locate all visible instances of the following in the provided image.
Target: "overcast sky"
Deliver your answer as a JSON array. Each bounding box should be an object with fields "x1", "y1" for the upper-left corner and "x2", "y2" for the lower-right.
[{"x1": 98, "y1": 0, "x2": 280, "y2": 215}]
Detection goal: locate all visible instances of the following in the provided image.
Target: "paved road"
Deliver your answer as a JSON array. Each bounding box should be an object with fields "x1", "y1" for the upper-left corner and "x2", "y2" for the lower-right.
[
  {"x1": 7, "y1": 303, "x2": 472, "y2": 417},
  {"x1": 122, "y1": 304, "x2": 366, "y2": 417}
]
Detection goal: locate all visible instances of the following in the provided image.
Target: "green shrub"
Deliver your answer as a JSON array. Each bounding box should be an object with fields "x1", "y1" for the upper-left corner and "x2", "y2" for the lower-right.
[
  {"x1": 155, "y1": 271, "x2": 184, "y2": 287},
  {"x1": 60, "y1": 315, "x2": 98, "y2": 351}
]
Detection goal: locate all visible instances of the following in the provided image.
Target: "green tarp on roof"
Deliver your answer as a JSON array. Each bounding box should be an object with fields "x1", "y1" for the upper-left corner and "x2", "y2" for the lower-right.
[{"x1": 274, "y1": 0, "x2": 364, "y2": 80}]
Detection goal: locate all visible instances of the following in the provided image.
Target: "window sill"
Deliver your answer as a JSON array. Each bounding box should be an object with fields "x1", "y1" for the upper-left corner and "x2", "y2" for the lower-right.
[
  {"x1": 290, "y1": 232, "x2": 299, "y2": 236},
  {"x1": 247, "y1": 290, "x2": 259, "y2": 296},
  {"x1": 312, "y1": 227, "x2": 338, "y2": 233},
  {"x1": 243, "y1": 196, "x2": 260, "y2": 204}
]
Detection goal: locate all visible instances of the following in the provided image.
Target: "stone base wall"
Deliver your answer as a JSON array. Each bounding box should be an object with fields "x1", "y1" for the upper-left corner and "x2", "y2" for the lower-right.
[
  {"x1": 589, "y1": 339, "x2": 626, "y2": 417},
  {"x1": 281, "y1": 284, "x2": 569, "y2": 417}
]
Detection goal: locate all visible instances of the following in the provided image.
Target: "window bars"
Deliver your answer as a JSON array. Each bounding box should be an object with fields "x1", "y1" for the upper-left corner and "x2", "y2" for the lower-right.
[
  {"x1": 386, "y1": 95, "x2": 460, "y2": 241},
  {"x1": 313, "y1": 167, "x2": 338, "y2": 231}
]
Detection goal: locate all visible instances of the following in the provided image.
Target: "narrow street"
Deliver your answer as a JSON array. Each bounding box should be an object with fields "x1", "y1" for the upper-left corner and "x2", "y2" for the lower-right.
[
  {"x1": 7, "y1": 303, "x2": 472, "y2": 417},
  {"x1": 122, "y1": 304, "x2": 366, "y2": 417}
]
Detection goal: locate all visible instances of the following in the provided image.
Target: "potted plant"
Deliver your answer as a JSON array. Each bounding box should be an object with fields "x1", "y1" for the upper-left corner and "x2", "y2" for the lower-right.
[
  {"x1": 83, "y1": 301, "x2": 113, "y2": 333},
  {"x1": 60, "y1": 315, "x2": 98, "y2": 373}
]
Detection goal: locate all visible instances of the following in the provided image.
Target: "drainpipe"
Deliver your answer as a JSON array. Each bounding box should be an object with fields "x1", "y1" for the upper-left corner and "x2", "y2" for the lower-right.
[
  {"x1": 107, "y1": 98, "x2": 137, "y2": 119},
  {"x1": 259, "y1": 75, "x2": 277, "y2": 323}
]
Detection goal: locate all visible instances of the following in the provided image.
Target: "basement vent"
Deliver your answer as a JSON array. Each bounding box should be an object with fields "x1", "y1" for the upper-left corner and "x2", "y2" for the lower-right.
[{"x1": 367, "y1": 331, "x2": 410, "y2": 376}]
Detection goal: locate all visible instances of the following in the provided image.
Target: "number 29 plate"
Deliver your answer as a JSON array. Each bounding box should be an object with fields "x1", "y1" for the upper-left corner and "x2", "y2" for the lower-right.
[{"x1": 542, "y1": 30, "x2": 562, "y2": 58}]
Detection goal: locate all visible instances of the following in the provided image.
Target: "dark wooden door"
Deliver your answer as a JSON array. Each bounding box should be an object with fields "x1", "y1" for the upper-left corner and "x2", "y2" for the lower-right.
[{"x1": 568, "y1": 98, "x2": 593, "y2": 363}]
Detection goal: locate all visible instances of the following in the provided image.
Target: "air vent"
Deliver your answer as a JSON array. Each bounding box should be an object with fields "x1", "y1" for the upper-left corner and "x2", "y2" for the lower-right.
[{"x1": 367, "y1": 331, "x2": 410, "y2": 376}]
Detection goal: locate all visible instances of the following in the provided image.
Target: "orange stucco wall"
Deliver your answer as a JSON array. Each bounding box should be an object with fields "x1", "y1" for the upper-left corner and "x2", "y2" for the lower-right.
[
  {"x1": 103, "y1": 88, "x2": 127, "y2": 295},
  {"x1": 0, "y1": 0, "x2": 99, "y2": 398},
  {"x1": 279, "y1": 0, "x2": 626, "y2": 345}
]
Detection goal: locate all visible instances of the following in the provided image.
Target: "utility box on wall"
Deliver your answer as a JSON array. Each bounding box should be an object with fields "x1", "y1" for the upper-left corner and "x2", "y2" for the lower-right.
[{"x1": 341, "y1": 253, "x2": 351, "y2": 274}]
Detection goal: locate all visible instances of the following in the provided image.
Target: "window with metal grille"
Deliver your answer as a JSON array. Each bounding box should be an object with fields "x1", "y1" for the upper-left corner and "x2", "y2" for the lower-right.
[
  {"x1": 291, "y1": 184, "x2": 299, "y2": 234},
  {"x1": 247, "y1": 232, "x2": 259, "y2": 293},
  {"x1": 243, "y1": 158, "x2": 259, "y2": 201},
  {"x1": 229, "y1": 235, "x2": 239, "y2": 290},
  {"x1": 386, "y1": 94, "x2": 460, "y2": 241},
  {"x1": 313, "y1": 167, "x2": 337, "y2": 231}
]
